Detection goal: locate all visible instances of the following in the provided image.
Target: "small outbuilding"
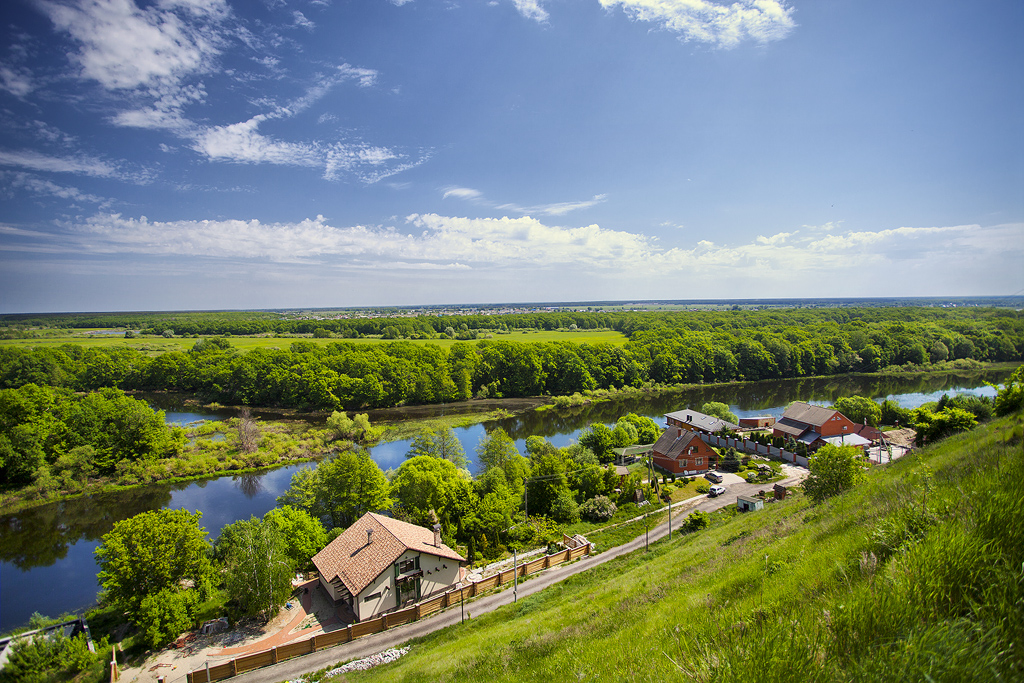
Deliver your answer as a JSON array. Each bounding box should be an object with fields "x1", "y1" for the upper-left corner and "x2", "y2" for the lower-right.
[
  {"x1": 739, "y1": 416, "x2": 776, "y2": 429},
  {"x1": 736, "y1": 495, "x2": 764, "y2": 512}
]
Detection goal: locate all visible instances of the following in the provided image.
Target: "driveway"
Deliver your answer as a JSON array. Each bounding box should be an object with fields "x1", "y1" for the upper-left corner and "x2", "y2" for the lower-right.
[{"x1": 219, "y1": 469, "x2": 808, "y2": 683}]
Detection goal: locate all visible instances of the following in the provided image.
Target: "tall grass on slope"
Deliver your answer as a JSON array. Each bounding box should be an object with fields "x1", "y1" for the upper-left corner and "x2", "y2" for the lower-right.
[{"x1": 326, "y1": 415, "x2": 1023, "y2": 683}]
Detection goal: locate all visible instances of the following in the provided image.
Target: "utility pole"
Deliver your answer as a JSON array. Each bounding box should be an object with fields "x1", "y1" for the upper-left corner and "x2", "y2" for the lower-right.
[
  {"x1": 645, "y1": 511, "x2": 649, "y2": 552},
  {"x1": 513, "y1": 548, "x2": 518, "y2": 602}
]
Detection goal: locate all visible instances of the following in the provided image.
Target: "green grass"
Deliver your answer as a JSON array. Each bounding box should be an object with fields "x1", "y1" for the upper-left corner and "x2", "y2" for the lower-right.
[
  {"x1": 302, "y1": 413, "x2": 1024, "y2": 683},
  {"x1": 0, "y1": 328, "x2": 627, "y2": 353}
]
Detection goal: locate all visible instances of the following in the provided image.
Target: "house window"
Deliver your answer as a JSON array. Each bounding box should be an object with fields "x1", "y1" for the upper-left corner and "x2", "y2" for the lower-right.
[
  {"x1": 398, "y1": 557, "x2": 419, "y2": 574},
  {"x1": 696, "y1": 457, "x2": 703, "y2": 466},
  {"x1": 364, "y1": 592, "x2": 381, "y2": 602},
  {"x1": 842, "y1": 426, "x2": 847, "y2": 431}
]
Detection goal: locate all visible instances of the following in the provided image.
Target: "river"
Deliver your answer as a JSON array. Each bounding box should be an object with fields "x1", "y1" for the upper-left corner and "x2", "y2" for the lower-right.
[{"x1": 0, "y1": 368, "x2": 1010, "y2": 631}]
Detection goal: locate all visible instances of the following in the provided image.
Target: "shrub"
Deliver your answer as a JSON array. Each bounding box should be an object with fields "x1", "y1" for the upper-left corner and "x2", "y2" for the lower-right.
[
  {"x1": 684, "y1": 510, "x2": 709, "y2": 532},
  {"x1": 580, "y1": 495, "x2": 617, "y2": 522},
  {"x1": 696, "y1": 481, "x2": 711, "y2": 494}
]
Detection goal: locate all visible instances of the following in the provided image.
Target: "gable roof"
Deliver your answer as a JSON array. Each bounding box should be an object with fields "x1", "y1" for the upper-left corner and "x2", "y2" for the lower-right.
[
  {"x1": 652, "y1": 429, "x2": 709, "y2": 461},
  {"x1": 780, "y1": 402, "x2": 840, "y2": 428},
  {"x1": 312, "y1": 513, "x2": 464, "y2": 598},
  {"x1": 664, "y1": 409, "x2": 739, "y2": 433}
]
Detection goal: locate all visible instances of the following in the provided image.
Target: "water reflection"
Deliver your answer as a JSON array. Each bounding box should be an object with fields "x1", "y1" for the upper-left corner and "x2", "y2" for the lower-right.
[{"x1": 233, "y1": 473, "x2": 264, "y2": 499}]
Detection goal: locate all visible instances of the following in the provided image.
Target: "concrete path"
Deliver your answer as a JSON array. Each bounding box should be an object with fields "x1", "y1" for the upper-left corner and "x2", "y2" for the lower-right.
[{"x1": 220, "y1": 470, "x2": 807, "y2": 683}]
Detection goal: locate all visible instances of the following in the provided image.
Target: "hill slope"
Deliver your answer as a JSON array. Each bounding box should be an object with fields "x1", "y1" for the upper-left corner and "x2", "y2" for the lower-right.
[{"x1": 329, "y1": 414, "x2": 1023, "y2": 683}]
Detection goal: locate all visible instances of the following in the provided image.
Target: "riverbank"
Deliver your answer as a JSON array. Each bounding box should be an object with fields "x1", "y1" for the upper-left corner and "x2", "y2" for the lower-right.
[{"x1": 1, "y1": 363, "x2": 1014, "y2": 516}]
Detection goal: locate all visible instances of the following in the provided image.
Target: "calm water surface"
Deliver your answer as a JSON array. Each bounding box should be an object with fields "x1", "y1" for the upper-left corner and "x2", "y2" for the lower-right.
[{"x1": 0, "y1": 368, "x2": 1011, "y2": 631}]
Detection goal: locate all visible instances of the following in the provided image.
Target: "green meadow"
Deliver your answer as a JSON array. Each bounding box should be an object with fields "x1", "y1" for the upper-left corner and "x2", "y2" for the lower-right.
[
  {"x1": 315, "y1": 414, "x2": 1024, "y2": 683},
  {"x1": 0, "y1": 328, "x2": 627, "y2": 353}
]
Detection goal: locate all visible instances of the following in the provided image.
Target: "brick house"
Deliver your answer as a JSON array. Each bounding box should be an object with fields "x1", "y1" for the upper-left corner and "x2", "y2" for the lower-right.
[
  {"x1": 772, "y1": 402, "x2": 867, "y2": 450},
  {"x1": 651, "y1": 428, "x2": 720, "y2": 475}
]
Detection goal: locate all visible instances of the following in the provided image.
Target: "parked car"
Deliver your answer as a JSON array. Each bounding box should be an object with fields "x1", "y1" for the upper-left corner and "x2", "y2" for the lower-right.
[
  {"x1": 705, "y1": 471, "x2": 723, "y2": 483},
  {"x1": 708, "y1": 484, "x2": 726, "y2": 497}
]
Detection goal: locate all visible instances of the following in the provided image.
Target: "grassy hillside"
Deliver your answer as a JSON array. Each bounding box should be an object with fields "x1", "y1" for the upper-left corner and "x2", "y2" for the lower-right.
[{"x1": 325, "y1": 414, "x2": 1024, "y2": 683}]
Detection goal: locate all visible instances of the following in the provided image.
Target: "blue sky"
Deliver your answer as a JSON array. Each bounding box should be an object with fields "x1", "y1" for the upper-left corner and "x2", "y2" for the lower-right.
[{"x1": 0, "y1": 0, "x2": 1021, "y2": 313}]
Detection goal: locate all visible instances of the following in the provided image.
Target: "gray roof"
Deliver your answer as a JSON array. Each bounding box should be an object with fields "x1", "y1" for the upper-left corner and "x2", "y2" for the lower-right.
[
  {"x1": 652, "y1": 429, "x2": 706, "y2": 460},
  {"x1": 780, "y1": 402, "x2": 841, "y2": 428},
  {"x1": 664, "y1": 409, "x2": 739, "y2": 433}
]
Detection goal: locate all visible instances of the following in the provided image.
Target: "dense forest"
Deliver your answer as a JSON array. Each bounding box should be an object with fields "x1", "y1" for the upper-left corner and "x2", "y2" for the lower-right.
[{"x1": 0, "y1": 308, "x2": 1020, "y2": 413}]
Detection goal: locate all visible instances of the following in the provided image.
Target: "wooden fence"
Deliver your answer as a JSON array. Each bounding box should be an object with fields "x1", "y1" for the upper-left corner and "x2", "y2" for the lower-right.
[
  {"x1": 700, "y1": 434, "x2": 808, "y2": 467},
  {"x1": 185, "y1": 542, "x2": 591, "y2": 682}
]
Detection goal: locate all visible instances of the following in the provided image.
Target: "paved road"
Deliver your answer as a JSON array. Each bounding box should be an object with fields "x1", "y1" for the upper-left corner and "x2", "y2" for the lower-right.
[{"x1": 219, "y1": 471, "x2": 806, "y2": 683}]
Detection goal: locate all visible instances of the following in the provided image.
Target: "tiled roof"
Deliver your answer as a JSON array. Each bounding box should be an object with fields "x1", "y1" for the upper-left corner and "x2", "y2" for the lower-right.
[
  {"x1": 780, "y1": 402, "x2": 839, "y2": 428},
  {"x1": 652, "y1": 429, "x2": 706, "y2": 460},
  {"x1": 312, "y1": 513, "x2": 464, "y2": 598},
  {"x1": 664, "y1": 409, "x2": 739, "y2": 433}
]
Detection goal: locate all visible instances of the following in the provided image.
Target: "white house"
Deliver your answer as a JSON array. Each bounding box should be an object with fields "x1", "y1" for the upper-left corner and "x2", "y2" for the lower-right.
[{"x1": 312, "y1": 513, "x2": 464, "y2": 622}]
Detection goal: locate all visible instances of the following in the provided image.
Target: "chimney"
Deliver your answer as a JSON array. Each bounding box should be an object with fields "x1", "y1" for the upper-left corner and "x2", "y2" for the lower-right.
[
  {"x1": 432, "y1": 523, "x2": 441, "y2": 548},
  {"x1": 686, "y1": 414, "x2": 692, "y2": 423},
  {"x1": 367, "y1": 528, "x2": 373, "y2": 545}
]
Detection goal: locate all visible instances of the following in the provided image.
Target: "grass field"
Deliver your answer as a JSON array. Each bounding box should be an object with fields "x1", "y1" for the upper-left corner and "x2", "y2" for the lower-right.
[
  {"x1": 0, "y1": 328, "x2": 627, "y2": 353},
  {"x1": 301, "y1": 413, "x2": 1024, "y2": 683}
]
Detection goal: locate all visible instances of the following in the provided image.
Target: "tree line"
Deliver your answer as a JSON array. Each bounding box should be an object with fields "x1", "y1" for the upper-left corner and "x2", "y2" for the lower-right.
[{"x1": 1, "y1": 308, "x2": 1020, "y2": 412}]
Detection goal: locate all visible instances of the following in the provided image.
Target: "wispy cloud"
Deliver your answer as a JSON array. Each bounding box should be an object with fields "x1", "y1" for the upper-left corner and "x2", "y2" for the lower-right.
[
  {"x1": 0, "y1": 64, "x2": 34, "y2": 97},
  {"x1": 599, "y1": 0, "x2": 796, "y2": 48},
  {"x1": 0, "y1": 149, "x2": 118, "y2": 177},
  {"x1": 292, "y1": 11, "x2": 315, "y2": 30},
  {"x1": 511, "y1": 0, "x2": 549, "y2": 22},
  {"x1": 0, "y1": 171, "x2": 114, "y2": 207},
  {"x1": 442, "y1": 186, "x2": 608, "y2": 216},
  {"x1": 33, "y1": 1, "x2": 415, "y2": 183}
]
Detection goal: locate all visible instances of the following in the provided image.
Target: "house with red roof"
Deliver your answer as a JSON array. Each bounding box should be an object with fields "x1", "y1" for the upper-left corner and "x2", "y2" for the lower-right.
[{"x1": 312, "y1": 512, "x2": 464, "y2": 622}]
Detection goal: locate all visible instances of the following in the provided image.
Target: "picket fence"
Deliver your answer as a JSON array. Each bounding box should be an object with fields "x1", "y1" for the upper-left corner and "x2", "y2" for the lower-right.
[
  {"x1": 700, "y1": 433, "x2": 808, "y2": 467},
  {"x1": 185, "y1": 542, "x2": 592, "y2": 683}
]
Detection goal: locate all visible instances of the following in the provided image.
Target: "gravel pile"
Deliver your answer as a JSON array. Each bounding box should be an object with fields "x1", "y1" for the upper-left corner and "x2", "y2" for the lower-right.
[{"x1": 293, "y1": 647, "x2": 410, "y2": 681}]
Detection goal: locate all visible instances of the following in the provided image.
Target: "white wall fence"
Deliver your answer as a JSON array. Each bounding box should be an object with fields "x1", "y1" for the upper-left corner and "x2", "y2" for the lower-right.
[{"x1": 701, "y1": 433, "x2": 808, "y2": 468}]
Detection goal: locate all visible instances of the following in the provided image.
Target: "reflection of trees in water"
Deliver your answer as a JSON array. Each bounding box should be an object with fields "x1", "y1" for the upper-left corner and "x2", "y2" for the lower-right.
[
  {"x1": 0, "y1": 486, "x2": 174, "y2": 570},
  {"x1": 490, "y1": 368, "x2": 1012, "y2": 441},
  {"x1": 234, "y1": 473, "x2": 263, "y2": 499}
]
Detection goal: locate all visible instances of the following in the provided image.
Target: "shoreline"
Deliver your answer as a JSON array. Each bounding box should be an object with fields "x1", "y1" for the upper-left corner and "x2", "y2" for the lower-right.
[{"x1": 0, "y1": 362, "x2": 1015, "y2": 516}]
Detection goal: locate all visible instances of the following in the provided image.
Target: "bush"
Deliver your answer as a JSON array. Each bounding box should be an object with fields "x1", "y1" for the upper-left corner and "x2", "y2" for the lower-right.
[
  {"x1": 696, "y1": 481, "x2": 711, "y2": 494},
  {"x1": 580, "y1": 495, "x2": 617, "y2": 522},
  {"x1": 136, "y1": 588, "x2": 200, "y2": 649},
  {"x1": 684, "y1": 510, "x2": 709, "y2": 532}
]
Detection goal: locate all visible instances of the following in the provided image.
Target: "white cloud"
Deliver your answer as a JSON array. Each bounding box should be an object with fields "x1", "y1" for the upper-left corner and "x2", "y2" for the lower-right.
[
  {"x1": 0, "y1": 149, "x2": 118, "y2": 177},
  {"x1": 292, "y1": 11, "x2": 315, "y2": 29},
  {"x1": 11, "y1": 214, "x2": 1021, "y2": 301},
  {"x1": 38, "y1": 0, "x2": 229, "y2": 91},
  {"x1": 511, "y1": 0, "x2": 549, "y2": 22},
  {"x1": 1, "y1": 172, "x2": 113, "y2": 206},
  {"x1": 442, "y1": 186, "x2": 607, "y2": 216},
  {"x1": 442, "y1": 187, "x2": 483, "y2": 200},
  {"x1": 0, "y1": 64, "x2": 33, "y2": 97},
  {"x1": 599, "y1": 0, "x2": 796, "y2": 48},
  {"x1": 192, "y1": 115, "x2": 320, "y2": 166}
]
